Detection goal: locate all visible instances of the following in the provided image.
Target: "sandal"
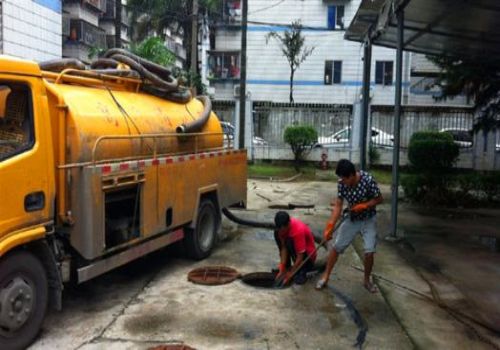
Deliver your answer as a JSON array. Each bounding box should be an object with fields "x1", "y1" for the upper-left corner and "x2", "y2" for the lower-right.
[
  {"x1": 363, "y1": 281, "x2": 378, "y2": 294},
  {"x1": 315, "y1": 278, "x2": 328, "y2": 290}
]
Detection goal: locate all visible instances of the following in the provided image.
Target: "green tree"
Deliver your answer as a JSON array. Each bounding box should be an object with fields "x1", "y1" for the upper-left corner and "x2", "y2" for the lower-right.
[
  {"x1": 130, "y1": 36, "x2": 176, "y2": 66},
  {"x1": 428, "y1": 55, "x2": 500, "y2": 134},
  {"x1": 266, "y1": 21, "x2": 315, "y2": 103},
  {"x1": 284, "y1": 125, "x2": 318, "y2": 171},
  {"x1": 127, "y1": 0, "x2": 222, "y2": 71}
]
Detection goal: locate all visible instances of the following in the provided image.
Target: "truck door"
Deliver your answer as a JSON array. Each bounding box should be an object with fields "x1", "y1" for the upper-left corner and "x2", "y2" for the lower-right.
[{"x1": 0, "y1": 78, "x2": 52, "y2": 236}]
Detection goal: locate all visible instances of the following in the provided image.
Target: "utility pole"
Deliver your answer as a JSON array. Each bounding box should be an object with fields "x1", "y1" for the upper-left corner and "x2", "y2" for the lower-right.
[
  {"x1": 114, "y1": 0, "x2": 122, "y2": 48},
  {"x1": 191, "y1": 0, "x2": 199, "y2": 95},
  {"x1": 238, "y1": 0, "x2": 248, "y2": 150}
]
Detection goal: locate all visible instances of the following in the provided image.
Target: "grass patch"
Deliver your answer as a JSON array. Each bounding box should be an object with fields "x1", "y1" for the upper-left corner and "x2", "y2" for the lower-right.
[
  {"x1": 370, "y1": 168, "x2": 393, "y2": 185},
  {"x1": 248, "y1": 163, "x2": 396, "y2": 184}
]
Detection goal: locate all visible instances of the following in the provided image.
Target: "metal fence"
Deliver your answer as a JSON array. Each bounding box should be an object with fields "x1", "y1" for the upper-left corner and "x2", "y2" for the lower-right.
[
  {"x1": 212, "y1": 100, "x2": 236, "y2": 124},
  {"x1": 370, "y1": 105, "x2": 475, "y2": 149},
  {"x1": 253, "y1": 102, "x2": 353, "y2": 146}
]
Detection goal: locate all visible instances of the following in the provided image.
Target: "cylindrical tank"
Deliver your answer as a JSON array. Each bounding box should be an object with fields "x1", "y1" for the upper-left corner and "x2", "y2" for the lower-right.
[{"x1": 45, "y1": 81, "x2": 223, "y2": 164}]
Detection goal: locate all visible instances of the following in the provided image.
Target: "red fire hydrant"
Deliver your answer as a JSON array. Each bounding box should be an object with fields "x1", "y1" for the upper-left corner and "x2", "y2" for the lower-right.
[{"x1": 320, "y1": 152, "x2": 328, "y2": 170}]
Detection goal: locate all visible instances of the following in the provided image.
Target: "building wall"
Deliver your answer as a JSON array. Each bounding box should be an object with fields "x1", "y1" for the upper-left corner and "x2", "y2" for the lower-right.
[
  {"x1": 211, "y1": 0, "x2": 468, "y2": 106},
  {"x1": 1, "y1": 0, "x2": 62, "y2": 61}
]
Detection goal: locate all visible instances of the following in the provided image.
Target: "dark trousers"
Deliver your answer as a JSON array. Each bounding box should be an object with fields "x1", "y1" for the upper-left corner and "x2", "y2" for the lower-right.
[{"x1": 274, "y1": 231, "x2": 315, "y2": 275}]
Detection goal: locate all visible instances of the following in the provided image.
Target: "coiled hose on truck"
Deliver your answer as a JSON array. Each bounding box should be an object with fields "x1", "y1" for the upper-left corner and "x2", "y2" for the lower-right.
[{"x1": 40, "y1": 50, "x2": 212, "y2": 133}]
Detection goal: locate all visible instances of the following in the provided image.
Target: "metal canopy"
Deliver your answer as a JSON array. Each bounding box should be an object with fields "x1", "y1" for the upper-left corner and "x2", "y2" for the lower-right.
[{"x1": 345, "y1": 0, "x2": 500, "y2": 59}]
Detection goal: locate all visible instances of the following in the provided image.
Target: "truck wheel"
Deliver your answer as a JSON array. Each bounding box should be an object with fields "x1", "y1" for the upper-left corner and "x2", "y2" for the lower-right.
[
  {"x1": 0, "y1": 250, "x2": 48, "y2": 350},
  {"x1": 185, "y1": 199, "x2": 218, "y2": 260}
]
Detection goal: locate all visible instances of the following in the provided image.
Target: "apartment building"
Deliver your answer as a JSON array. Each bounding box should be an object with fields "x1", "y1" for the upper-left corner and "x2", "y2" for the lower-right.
[
  {"x1": 62, "y1": 0, "x2": 130, "y2": 64},
  {"x1": 207, "y1": 0, "x2": 465, "y2": 106},
  {"x1": 0, "y1": 0, "x2": 62, "y2": 62}
]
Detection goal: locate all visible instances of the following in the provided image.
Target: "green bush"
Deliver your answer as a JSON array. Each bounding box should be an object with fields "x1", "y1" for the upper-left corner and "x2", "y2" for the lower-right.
[
  {"x1": 408, "y1": 131, "x2": 459, "y2": 173},
  {"x1": 284, "y1": 125, "x2": 318, "y2": 171},
  {"x1": 402, "y1": 172, "x2": 500, "y2": 206}
]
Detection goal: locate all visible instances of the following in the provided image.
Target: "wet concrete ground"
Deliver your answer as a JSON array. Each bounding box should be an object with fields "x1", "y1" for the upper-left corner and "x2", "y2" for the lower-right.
[{"x1": 29, "y1": 179, "x2": 500, "y2": 349}]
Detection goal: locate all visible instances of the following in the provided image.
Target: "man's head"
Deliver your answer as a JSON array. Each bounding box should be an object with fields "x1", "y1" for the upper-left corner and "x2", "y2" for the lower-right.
[
  {"x1": 274, "y1": 211, "x2": 290, "y2": 232},
  {"x1": 335, "y1": 159, "x2": 357, "y2": 187}
]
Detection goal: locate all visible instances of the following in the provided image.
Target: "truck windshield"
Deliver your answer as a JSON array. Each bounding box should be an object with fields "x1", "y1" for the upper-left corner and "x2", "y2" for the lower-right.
[{"x1": 0, "y1": 83, "x2": 33, "y2": 161}]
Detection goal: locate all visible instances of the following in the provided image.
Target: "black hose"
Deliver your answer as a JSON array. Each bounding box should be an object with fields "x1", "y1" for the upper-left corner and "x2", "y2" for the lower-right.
[
  {"x1": 222, "y1": 208, "x2": 277, "y2": 230},
  {"x1": 39, "y1": 58, "x2": 86, "y2": 72},
  {"x1": 176, "y1": 95, "x2": 212, "y2": 133},
  {"x1": 328, "y1": 285, "x2": 368, "y2": 349}
]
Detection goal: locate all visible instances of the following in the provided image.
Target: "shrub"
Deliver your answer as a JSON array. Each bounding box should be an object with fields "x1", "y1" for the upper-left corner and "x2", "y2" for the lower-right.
[
  {"x1": 369, "y1": 145, "x2": 381, "y2": 166},
  {"x1": 402, "y1": 172, "x2": 500, "y2": 206},
  {"x1": 408, "y1": 131, "x2": 459, "y2": 173},
  {"x1": 284, "y1": 125, "x2": 318, "y2": 171}
]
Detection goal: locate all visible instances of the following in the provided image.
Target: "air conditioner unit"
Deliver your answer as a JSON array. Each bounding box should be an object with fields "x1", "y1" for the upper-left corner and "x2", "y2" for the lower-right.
[{"x1": 233, "y1": 84, "x2": 241, "y2": 97}]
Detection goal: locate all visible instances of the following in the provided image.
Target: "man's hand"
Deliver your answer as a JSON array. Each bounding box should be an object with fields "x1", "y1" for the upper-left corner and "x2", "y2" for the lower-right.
[
  {"x1": 282, "y1": 271, "x2": 293, "y2": 285},
  {"x1": 323, "y1": 221, "x2": 335, "y2": 241},
  {"x1": 351, "y1": 202, "x2": 370, "y2": 213},
  {"x1": 276, "y1": 263, "x2": 286, "y2": 280}
]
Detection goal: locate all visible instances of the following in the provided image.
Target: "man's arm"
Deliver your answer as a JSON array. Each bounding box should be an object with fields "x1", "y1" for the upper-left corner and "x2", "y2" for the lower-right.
[
  {"x1": 324, "y1": 197, "x2": 344, "y2": 240},
  {"x1": 285, "y1": 252, "x2": 305, "y2": 282}
]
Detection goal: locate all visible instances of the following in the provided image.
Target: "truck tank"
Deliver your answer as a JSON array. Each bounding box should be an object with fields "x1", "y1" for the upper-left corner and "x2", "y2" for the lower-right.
[{"x1": 44, "y1": 81, "x2": 223, "y2": 165}]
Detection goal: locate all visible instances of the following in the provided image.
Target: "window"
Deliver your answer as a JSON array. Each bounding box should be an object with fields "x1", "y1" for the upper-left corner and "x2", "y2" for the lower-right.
[
  {"x1": 327, "y1": 5, "x2": 345, "y2": 30},
  {"x1": 375, "y1": 61, "x2": 394, "y2": 85},
  {"x1": 0, "y1": 83, "x2": 34, "y2": 161},
  {"x1": 207, "y1": 52, "x2": 240, "y2": 80},
  {"x1": 324, "y1": 60, "x2": 342, "y2": 85},
  {"x1": 324, "y1": 61, "x2": 333, "y2": 85}
]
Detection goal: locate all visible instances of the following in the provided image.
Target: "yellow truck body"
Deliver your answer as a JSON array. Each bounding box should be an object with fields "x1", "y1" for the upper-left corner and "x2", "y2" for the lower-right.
[{"x1": 0, "y1": 55, "x2": 246, "y2": 349}]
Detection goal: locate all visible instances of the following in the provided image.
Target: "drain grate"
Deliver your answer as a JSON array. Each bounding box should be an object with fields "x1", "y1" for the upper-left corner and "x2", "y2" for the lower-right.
[
  {"x1": 187, "y1": 266, "x2": 240, "y2": 285},
  {"x1": 149, "y1": 344, "x2": 196, "y2": 350}
]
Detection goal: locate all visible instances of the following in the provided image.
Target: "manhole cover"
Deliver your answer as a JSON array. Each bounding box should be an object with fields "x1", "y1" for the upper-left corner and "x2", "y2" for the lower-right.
[
  {"x1": 149, "y1": 345, "x2": 196, "y2": 350},
  {"x1": 187, "y1": 266, "x2": 240, "y2": 285},
  {"x1": 241, "y1": 272, "x2": 289, "y2": 289}
]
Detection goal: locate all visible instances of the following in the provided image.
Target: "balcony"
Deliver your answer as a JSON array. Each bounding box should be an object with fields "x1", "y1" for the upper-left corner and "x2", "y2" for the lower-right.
[
  {"x1": 63, "y1": 0, "x2": 107, "y2": 13},
  {"x1": 67, "y1": 19, "x2": 107, "y2": 48},
  {"x1": 165, "y1": 38, "x2": 187, "y2": 60},
  {"x1": 207, "y1": 51, "x2": 240, "y2": 81},
  {"x1": 224, "y1": 0, "x2": 241, "y2": 23},
  {"x1": 62, "y1": 16, "x2": 71, "y2": 37},
  {"x1": 101, "y1": 0, "x2": 130, "y2": 26}
]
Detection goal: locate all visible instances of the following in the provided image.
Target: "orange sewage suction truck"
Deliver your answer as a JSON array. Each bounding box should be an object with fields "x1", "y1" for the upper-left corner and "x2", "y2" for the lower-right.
[{"x1": 0, "y1": 53, "x2": 246, "y2": 349}]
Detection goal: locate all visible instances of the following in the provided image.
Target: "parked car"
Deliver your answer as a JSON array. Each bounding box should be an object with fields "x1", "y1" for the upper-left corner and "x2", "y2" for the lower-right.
[
  {"x1": 439, "y1": 128, "x2": 473, "y2": 148},
  {"x1": 316, "y1": 127, "x2": 394, "y2": 147},
  {"x1": 220, "y1": 121, "x2": 268, "y2": 146}
]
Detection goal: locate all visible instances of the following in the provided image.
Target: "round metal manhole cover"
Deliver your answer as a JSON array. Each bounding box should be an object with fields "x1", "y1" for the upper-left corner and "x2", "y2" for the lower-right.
[
  {"x1": 187, "y1": 266, "x2": 240, "y2": 285},
  {"x1": 149, "y1": 345, "x2": 196, "y2": 350}
]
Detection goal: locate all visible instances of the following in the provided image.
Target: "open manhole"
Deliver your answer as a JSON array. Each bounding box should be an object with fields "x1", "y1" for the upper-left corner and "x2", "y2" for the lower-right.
[
  {"x1": 149, "y1": 345, "x2": 196, "y2": 350},
  {"x1": 187, "y1": 266, "x2": 240, "y2": 285},
  {"x1": 240, "y1": 272, "x2": 289, "y2": 289}
]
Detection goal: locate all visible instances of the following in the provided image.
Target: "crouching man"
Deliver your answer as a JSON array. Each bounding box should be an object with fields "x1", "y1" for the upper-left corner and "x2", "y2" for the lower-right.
[
  {"x1": 274, "y1": 211, "x2": 317, "y2": 285},
  {"x1": 316, "y1": 159, "x2": 383, "y2": 292}
]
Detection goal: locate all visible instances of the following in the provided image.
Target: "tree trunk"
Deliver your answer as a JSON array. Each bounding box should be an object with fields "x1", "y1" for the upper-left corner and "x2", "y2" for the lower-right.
[{"x1": 289, "y1": 68, "x2": 295, "y2": 104}]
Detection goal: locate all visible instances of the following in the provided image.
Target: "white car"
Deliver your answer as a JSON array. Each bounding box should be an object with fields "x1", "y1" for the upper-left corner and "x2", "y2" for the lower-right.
[
  {"x1": 439, "y1": 128, "x2": 473, "y2": 148},
  {"x1": 316, "y1": 127, "x2": 394, "y2": 147},
  {"x1": 220, "y1": 121, "x2": 268, "y2": 146}
]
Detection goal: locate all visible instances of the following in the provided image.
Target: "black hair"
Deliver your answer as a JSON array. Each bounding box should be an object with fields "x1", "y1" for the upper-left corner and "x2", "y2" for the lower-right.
[
  {"x1": 274, "y1": 211, "x2": 290, "y2": 229},
  {"x1": 335, "y1": 159, "x2": 356, "y2": 177}
]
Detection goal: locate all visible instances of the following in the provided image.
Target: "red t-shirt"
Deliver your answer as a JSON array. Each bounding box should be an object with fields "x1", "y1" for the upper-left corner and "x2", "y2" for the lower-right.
[{"x1": 280, "y1": 218, "x2": 317, "y2": 262}]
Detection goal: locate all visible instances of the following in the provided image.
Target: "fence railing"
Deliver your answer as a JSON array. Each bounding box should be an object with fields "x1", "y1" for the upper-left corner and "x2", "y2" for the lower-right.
[{"x1": 370, "y1": 105, "x2": 475, "y2": 149}]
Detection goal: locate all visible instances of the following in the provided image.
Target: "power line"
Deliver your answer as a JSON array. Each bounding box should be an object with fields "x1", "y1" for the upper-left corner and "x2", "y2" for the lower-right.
[{"x1": 248, "y1": 0, "x2": 286, "y2": 15}]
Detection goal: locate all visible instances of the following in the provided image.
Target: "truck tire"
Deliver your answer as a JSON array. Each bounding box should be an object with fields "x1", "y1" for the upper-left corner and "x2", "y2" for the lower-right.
[
  {"x1": 185, "y1": 199, "x2": 218, "y2": 260},
  {"x1": 0, "y1": 250, "x2": 48, "y2": 350}
]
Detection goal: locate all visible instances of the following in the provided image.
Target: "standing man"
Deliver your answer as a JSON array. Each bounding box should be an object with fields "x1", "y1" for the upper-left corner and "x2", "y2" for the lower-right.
[
  {"x1": 274, "y1": 211, "x2": 317, "y2": 285},
  {"x1": 316, "y1": 159, "x2": 383, "y2": 292}
]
